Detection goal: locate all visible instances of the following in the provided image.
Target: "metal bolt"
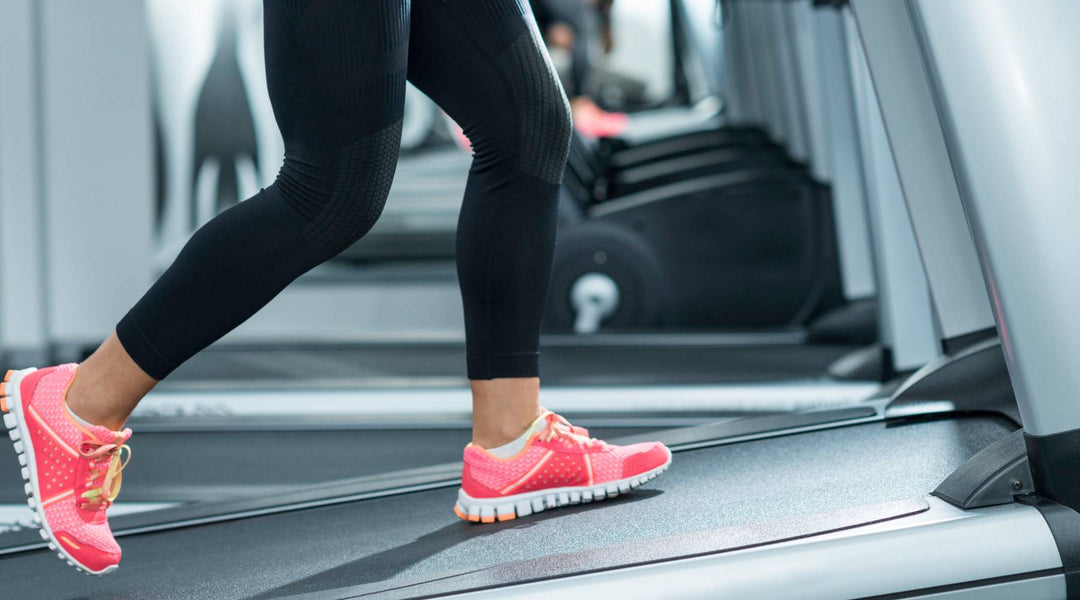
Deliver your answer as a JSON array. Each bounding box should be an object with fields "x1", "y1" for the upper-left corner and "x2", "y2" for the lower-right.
[{"x1": 1011, "y1": 480, "x2": 1023, "y2": 491}]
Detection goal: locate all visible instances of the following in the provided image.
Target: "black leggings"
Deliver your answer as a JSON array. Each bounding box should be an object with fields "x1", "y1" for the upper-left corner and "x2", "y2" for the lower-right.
[{"x1": 116, "y1": 0, "x2": 572, "y2": 381}]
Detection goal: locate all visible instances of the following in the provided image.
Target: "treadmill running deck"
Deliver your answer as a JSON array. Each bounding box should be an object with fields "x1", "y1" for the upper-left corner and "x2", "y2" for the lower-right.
[{"x1": 0, "y1": 416, "x2": 1012, "y2": 600}]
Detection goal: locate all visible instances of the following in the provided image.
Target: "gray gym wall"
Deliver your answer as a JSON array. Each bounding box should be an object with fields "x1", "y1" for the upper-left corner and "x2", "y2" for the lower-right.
[
  {"x1": 39, "y1": 1, "x2": 155, "y2": 351},
  {"x1": 0, "y1": 0, "x2": 49, "y2": 366},
  {"x1": 1, "y1": 0, "x2": 154, "y2": 365}
]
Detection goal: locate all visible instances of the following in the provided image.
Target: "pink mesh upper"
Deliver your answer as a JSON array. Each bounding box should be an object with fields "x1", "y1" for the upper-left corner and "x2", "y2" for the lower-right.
[
  {"x1": 45, "y1": 497, "x2": 120, "y2": 560},
  {"x1": 612, "y1": 442, "x2": 669, "y2": 479},
  {"x1": 512, "y1": 451, "x2": 588, "y2": 494},
  {"x1": 463, "y1": 444, "x2": 550, "y2": 493},
  {"x1": 462, "y1": 419, "x2": 669, "y2": 498},
  {"x1": 20, "y1": 364, "x2": 126, "y2": 567}
]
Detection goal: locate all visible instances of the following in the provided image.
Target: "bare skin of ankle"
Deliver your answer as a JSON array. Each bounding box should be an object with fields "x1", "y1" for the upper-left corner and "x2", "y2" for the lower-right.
[
  {"x1": 65, "y1": 332, "x2": 158, "y2": 431},
  {"x1": 471, "y1": 377, "x2": 542, "y2": 449}
]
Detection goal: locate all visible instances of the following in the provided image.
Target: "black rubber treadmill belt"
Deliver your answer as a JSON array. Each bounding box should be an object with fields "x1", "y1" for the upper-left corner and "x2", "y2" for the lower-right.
[
  {"x1": 166, "y1": 342, "x2": 852, "y2": 387},
  {"x1": 0, "y1": 427, "x2": 653, "y2": 503},
  {"x1": 0, "y1": 416, "x2": 1013, "y2": 600},
  {"x1": 0, "y1": 429, "x2": 464, "y2": 504}
]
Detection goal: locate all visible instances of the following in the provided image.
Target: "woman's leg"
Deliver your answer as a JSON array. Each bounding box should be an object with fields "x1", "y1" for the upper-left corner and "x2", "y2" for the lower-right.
[
  {"x1": 408, "y1": 14, "x2": 673, "y2": 521},
  {"x1": 68, "y1": 0, "x2": 411, "y2": 429},
  {"x1": 407, "y1": 0, "x2": 573, "y2": 448}
]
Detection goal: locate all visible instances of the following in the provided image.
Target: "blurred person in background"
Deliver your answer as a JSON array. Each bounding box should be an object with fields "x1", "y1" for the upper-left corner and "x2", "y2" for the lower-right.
[{"x1": 532, "y1": 0, "x2": 629, "y2": 137}]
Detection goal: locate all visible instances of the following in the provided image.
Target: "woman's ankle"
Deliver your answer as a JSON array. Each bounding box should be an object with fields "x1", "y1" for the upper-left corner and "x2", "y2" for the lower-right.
[
  {"x1": 65, "y1": 368, "x2": 128, "y2": 431},
  {"x1": 470, "y1": 377, "x2": 542, "y2": 448},
  {"x1": 63, "y1": 333, "x2": 159, "y2": 431}
]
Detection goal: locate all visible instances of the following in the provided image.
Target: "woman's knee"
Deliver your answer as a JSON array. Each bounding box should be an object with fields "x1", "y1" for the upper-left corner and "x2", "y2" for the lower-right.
[
  {"x1": 494, "y1": 41, "x2": 574, "y2": 185},
  {"x1": 530, "y1": 76, "x2": 574, "y2": 183},
  {"x1": 276, "y1": 120, "x2": 404, "y2": 262}
]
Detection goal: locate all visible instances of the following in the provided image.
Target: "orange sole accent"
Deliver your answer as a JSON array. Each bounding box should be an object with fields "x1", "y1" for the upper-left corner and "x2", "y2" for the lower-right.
[
  {"x1": 480, "y1": 516, "x2": 495, "y2": 524},
  {"x1": 0, "y1": 397, "x2": 7, "y2": 413},
  {"x1": 2, "y1": 370, "x2": 11, "y2": 382},
  {"x1": 496, "y1": 512, "x2": 516, "y2": 522},
  {"x1": 468, "y1": 514, "x2": 480, "y2": 523},
  {"x1": 454, "y1": 505, "x2": 468, "y2": 521},
  {"x1": 0, "y1": 382, "x2": 6, "y2": 396}
]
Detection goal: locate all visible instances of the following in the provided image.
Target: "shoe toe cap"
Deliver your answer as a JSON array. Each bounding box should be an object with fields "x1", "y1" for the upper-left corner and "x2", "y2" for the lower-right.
[
  {"x1": 55, "y1": 529, "x2": 121, "y2": 573},
  {"x1": 621, "y1": 442, "x2": 671, "y2": 478}
]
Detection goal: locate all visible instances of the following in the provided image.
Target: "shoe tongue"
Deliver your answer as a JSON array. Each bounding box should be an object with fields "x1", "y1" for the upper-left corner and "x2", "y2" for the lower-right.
[{"x1": 528, "y1": 414, "x2": 550, "y2": 434}]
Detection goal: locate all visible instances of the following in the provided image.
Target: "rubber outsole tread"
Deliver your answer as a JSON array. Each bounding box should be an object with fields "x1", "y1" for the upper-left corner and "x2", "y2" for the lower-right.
[{"x1": 2, "y1": 368, "x2": 117, "y2": 576}]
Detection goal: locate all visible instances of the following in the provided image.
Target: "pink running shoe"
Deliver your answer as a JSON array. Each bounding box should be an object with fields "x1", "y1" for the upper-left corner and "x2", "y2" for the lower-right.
[
  {"x1": 455, "y1": 410, "x2": 671, "y2": 523},
  {"x1": 1, "y1": 364, "x2": 132, "y2": 575}
]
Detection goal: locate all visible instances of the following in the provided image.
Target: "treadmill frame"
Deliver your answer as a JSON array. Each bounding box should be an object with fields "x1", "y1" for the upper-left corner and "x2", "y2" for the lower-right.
[{"x1": 439, "y1": 498, "x2": 1063, "y2": 600}]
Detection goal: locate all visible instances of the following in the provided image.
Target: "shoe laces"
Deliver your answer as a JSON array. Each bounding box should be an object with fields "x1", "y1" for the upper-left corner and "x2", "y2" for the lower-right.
[
  {"x1": 540, "y1": 411, "x2": 601, "y2": 449},
  {"x1": 74, "y1": 428, "x2": 132, "y2": 512}
]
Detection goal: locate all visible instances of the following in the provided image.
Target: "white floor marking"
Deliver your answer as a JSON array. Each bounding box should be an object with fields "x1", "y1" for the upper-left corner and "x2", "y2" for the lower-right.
[{"x1": 132, "y1": 381, "x2": 880, "y2": 421}]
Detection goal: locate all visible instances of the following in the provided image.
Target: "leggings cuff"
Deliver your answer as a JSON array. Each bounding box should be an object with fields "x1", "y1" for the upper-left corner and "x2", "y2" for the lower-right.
[
  {"x1": 115, "y1": 314, "x2": 175, "y2": 381},
  {"x1": 467, "y1": 353, "x2": 539, "y2": 380}
]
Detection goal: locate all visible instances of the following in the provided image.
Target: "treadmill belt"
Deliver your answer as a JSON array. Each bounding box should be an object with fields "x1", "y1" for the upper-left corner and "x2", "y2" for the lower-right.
[
  {"x1": 0, "y1": 429, "x2": 467, "y2": 504},
  {"x1": 0, "y1": 416, "x2": 1012, "y2": 600},
  {"x1": 270, "y1": 498, "x2": 932, "y2": 600}
]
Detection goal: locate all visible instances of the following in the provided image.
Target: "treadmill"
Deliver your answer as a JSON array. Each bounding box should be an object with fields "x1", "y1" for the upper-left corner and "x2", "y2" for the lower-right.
[
  {"x1": 0, "y1": 0, "x2": 880, "y2": 536},
  {"x1": 1, "y1": 15, "x2": 887, "y2": 516},
  {"x1": 5, "y1": 1, "x2": 1079, "y2": 599}
]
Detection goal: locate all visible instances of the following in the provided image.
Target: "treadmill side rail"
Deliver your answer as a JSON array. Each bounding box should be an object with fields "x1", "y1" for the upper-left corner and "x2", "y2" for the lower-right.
[
  {"x1": 885, "y1": 337, "x2": 1021, "y2": 426},
  {"x1": 439, "y1": 498, "x2": 1063, "y2": 600}
]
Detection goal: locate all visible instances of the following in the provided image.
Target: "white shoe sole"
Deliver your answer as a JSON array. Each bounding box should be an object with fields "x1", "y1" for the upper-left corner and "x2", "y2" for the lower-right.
[
  {"x1": 2, "y1": 367, "x2": 118, "y2": 576},
  {"x1": 454, "y1": 446, "x2": 672, "y2": 523}
]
